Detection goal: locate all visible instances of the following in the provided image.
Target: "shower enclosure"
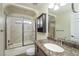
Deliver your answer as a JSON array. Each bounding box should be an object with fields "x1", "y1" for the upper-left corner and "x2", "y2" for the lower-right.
[{"x1": 5, "y1": 16, "x2": 35, "y2": 49}]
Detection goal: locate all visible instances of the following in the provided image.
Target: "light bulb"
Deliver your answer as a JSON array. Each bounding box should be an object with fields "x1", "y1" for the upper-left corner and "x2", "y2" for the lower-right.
[
  {"x1": 54, "y1": 5, "x2": 59, "y2": 10},
  {"x1": 49, "y1": 3, "x2": 54, "y2": 9},
  {"x1": 60, "y1": 3, "x2": 66, "y2": 6}
]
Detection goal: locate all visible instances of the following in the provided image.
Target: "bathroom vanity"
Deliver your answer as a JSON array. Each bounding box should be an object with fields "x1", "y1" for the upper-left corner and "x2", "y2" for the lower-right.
[{"x1": 35, "y1": 38, "x2": 79, "y2": 56}]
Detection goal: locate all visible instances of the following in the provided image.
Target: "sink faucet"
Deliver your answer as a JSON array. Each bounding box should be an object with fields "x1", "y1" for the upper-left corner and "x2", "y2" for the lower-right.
[
  {"x1": 60, "y1": 40, "x2": 63, "y2": 46},
  {"x1": 60, "y1": 37, "x2": 66, "y2": 46}
]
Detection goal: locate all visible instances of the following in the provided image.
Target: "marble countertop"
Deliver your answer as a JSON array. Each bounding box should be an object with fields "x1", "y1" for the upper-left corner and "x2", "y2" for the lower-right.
[{"x1": 35, "y1": 39, "x2": 79, "y2": 56}]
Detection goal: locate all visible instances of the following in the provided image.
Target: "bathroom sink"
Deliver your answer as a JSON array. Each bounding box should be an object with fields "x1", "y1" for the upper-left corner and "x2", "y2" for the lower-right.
[{"x1": 44, "y1": 43, "x2": 64, "y2": 52}]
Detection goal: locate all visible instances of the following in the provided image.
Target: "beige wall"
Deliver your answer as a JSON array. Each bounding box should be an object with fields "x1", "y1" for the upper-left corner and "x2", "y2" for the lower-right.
[
  {"x1": 54, "y1": 3, "x2": 79, "y2": 45},
  {"x1": 55, "y1": 11, "x2": 71, "y2": 42}
]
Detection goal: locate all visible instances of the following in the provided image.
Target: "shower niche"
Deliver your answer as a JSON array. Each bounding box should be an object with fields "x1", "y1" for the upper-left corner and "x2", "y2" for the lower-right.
[{"x1": 4, "y1": 4, "x2": 37, "y2": 50}]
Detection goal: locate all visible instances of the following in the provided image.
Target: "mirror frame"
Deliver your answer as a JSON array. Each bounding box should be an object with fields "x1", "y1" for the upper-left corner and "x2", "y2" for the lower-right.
[{"x1": 72, "y1": 3, "x2": 79, "y2": 13}]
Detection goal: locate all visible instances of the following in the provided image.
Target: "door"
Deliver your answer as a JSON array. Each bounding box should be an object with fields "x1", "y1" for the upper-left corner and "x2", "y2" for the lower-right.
[
  {"x1": 0, "y1": 4, "x2": 4, "y2": 56},
  {"x1": 0, "y1": 15, "x2": 4, "y2": 55},
  {"x1": 24, "y1": 18, "x2": 35, "y2": 45},
  {"x1": 6, "y1": 16, "x2": 23, "y2": 49}
]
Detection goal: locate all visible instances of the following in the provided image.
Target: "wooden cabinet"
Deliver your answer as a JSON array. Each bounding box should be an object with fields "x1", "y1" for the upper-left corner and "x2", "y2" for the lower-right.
[{"x1": 37, "y1": 13, "x2": 46, "y2": 32}]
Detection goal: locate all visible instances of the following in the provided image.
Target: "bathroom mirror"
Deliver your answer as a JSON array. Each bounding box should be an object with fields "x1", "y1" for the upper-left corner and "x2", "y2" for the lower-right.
[
  {"x1": 48, "y1": 15, "x2": 55, "y2": 38},
  {"x1": 72, "y1": 3, "x2": 79, "y2": 13}
]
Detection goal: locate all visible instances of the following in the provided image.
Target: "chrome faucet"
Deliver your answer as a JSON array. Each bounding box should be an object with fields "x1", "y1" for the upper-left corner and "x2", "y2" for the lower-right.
[
  {"x1": 60, "y1": 39, "x2": 63, "y2": 46},
  {"x1": 60, "y1": 37, "x2": 66, "y2": 46}
]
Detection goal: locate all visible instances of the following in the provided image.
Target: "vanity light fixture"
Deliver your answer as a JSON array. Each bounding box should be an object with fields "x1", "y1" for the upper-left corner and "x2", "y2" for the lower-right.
[
  {"x1": 48, "y1": 3, "x2": 54, "y2": 9},
  {"x1": 60, "y1": 3, "x2": 66, "y2": 6},
  {"x1": 54, "y1": 5, "x2": 59, "y2": 10},
  {"x1": 49, "y1": 3, "x2": 67, "y2": 10},
  {"x1": 24, "y1": 21, "x2": 32, "y2": 24}
]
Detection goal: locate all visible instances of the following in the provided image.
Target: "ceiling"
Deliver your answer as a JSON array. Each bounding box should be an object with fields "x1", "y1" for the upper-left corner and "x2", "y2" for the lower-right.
[
  {"x1": 4, "y1": 4, "x2": 39, "y2": 19},
  {"x1": 48, "y1": 3, "x2": 72, "y2": 15},
  {"x1": 4, "y1": 3, "x2": 73, "y2": 17},
  {"x1": 16, "y1": 3, "x2": 48, "y2": 11},
  {"x1": 17, "y1": 3, "x2": 73, "y2": 16}
]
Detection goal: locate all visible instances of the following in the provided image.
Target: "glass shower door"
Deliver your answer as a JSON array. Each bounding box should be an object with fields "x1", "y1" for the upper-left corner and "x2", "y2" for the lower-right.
[
  {"x1": 6, "y1": 16, "x2": 23, "y2": 49},
  {"x1": 23, "y1": 18, "x2": 35, "y2": 45}
]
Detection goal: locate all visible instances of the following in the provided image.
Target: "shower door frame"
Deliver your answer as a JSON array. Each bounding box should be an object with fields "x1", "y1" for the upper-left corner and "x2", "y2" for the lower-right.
[{"x1": 5, "y1": 15, "x2": 35, "y2": 50}]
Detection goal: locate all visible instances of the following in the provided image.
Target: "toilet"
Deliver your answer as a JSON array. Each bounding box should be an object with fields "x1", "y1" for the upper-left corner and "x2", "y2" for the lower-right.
[{"x1": 26, "y1": 47, "x2": 35, "y2": 56}]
